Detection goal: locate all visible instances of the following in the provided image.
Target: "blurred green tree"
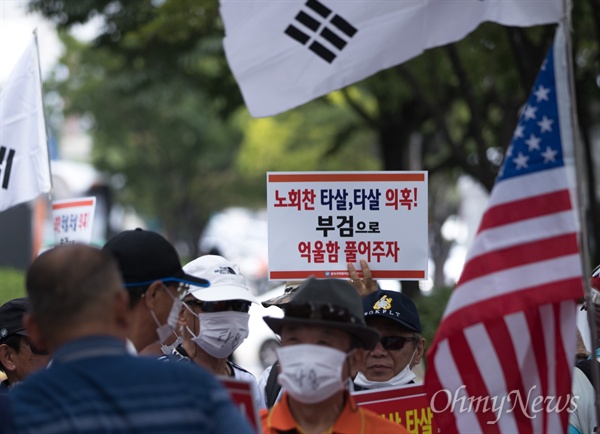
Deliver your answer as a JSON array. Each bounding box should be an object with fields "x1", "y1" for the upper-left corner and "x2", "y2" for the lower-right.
[
  {"x1": 0, "y1": 268, "x2": 26, "y2": 305},
  {"x1": 30, "y1": 0, "x2": 600, "y2": 282},
  {"x1": 46, "y1": 32, "x2": 263, "y2": 252}
]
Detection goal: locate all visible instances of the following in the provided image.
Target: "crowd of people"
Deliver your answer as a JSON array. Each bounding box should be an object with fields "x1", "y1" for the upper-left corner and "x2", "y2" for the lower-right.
[
  {"x1": 13, "y1": 227, "x2": 600, "y2": 432},
  {"x1": 0, "y1": 228, "x2": 426, "y2": 433}
]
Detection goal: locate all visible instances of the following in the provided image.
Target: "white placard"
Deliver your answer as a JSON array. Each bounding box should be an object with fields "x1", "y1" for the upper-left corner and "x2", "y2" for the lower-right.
[
  {"x1": 267, "y1": 172, "x2": 428, "y2": 281},
  {"x1": 52, "y1": 197, "x2": 96, "y2": 245}
]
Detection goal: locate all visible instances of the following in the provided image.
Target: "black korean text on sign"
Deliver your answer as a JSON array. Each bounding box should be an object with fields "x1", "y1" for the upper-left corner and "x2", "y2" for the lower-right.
[
  {"x1": 353, "y1": 188, "x2": 381, "y2": 211},
  {"x1": 321, "y1": 188, "x2": 350, "y2": 211},
  {"x1": 316, "y1": 216, "x2": 380, "y2": 237}
]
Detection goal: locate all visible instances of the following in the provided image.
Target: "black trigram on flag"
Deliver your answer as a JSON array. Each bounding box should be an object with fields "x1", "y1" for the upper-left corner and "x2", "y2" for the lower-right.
[
  {"x1": 0, "y1": 146, "x2": 16, "y2": 190},
  {"x1": 285, "y1": 0, "x2": 358, "y2": 63}
]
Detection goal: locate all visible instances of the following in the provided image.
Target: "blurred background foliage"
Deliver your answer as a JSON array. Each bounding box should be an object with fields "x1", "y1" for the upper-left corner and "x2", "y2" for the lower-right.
[
  {"x1": 27, "y1": 0, "x2": 600, "y2": 300},
  {"x1": 0, "y1": 268, "x2": 26, "y2": 305},
  {"x1": 414, "y1": 286, "x2": 453, "y2": 354}
]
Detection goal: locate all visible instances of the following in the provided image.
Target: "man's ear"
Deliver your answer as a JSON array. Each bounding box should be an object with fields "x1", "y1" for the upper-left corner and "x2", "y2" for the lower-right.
[
  {"x1": 23, "y1": 314, "x2": 48, "y2": 354},
  {"x1": 0, "y1": 344, "x2": 16, "y2": 372},
  {"x1": 144, "y1": 281, "x2": 164, "y2": 310},
  {"x1": 412, "y1": 337, "x2": 426, "y2": 367}
]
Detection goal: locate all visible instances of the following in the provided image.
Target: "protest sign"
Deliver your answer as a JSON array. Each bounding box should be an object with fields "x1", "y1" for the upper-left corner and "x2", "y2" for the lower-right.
[
  {"x1": 267, "y1": 171, "x2": 428, "y2": 281},
  {"x1": 220, "y1": 377, "x2": 261, "y2": 432},
  {"x1": 353, "y1": 383, "x2": 438, "y2": 433},
  {"x1": 52, "y1": 197, "x2": 96, "y2": 245}
]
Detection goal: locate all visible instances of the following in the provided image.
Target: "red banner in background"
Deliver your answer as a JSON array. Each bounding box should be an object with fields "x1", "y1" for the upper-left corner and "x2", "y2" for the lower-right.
[
  {"x1": 352, "y1": 384, "x2": 439, "y2": 433},
  {"x1": 220, "y1": 377, "x2": 261, "y2": 433}
]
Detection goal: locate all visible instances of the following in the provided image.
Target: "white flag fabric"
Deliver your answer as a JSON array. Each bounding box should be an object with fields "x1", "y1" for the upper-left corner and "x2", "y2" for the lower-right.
[
  {"x1": 220, "y1": 0, "x2": 565, "y2": 117},
  {"x1": 0, "y1": 36, "x2": 51, "y2": 213}
]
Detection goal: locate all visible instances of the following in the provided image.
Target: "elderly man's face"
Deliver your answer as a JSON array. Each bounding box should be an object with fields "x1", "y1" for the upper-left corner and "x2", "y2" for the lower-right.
[
  {"x1": 280, "y1": 324, "x2": 362, "y2": 379},
  {"x1": 362, "y1": 317, "x2": 424, "y2": 382}
]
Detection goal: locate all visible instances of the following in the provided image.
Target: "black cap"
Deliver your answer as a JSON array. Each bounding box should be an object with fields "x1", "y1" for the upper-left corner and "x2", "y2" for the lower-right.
[
  {"x1": 0, "y1": 298, "x2": 30, "y2": 342},
  {"x1": 363, "y1": 289, "x2": 422, "y2": 333},
  {"x1": 263, "y1": 278, "x2": 380, "y2": 349},
  {"x1": 103, "y1": 228, "x2": 210, "y2": 288}
]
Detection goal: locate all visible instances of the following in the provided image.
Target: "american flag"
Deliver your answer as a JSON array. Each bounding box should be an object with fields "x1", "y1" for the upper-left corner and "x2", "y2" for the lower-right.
[{"x1": 424, "y1": 29, "x2": 584, "y2": 433}]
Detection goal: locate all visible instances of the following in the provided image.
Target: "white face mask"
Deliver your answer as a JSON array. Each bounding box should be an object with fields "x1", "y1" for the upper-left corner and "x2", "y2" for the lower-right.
[
  {"x1": 150, "y1": 285, "x2": 183, "y2": 350},
  {"x1": 185, "y1": 310, "x2": 249, "y2": 359},
  {"x1": 276, "y1": 344, "x2": 348, "y2": 404},
  {"x1": 354, "y1": 347, "x2": 417, "y2": 389}
]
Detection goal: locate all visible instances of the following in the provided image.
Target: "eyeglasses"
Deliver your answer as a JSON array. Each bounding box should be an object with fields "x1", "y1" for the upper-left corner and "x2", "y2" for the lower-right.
[
  {"x1": 184, "y1": 299, "x2": 251, "y2": 313},
  {"x1": 161, "y1": 282, "x2": 190, "y2": 300},
  {"x1": 378, "y1": 336, "x2": 417, "y2": 351},
  {"x1": 284, "y1": 302, "x2": 360, "y2": 325},
  {"x1": 171, "y1": 282, "x2": 190, "y2": 300}
]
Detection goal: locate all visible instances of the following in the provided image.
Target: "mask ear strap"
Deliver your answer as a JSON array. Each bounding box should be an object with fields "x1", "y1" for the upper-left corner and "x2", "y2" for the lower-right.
[
  {"x1": 163, "y1": 284, "x2": 175, "y2": 300},
  {"x1": 183, "y1": 305, "x2": 201, "y2": 339},
  {"x1": 407, "y1": 345, "x2": 418, "y2": 368},
  {"x1": 149, "y1": 308, "x2": 162, "y2": 329},
  {"x1": 181, "y1": 301, "x2": 196, "y2": 316},
  {"x1": 182, "y1": 312, "x2": 199, "y2": 360}
]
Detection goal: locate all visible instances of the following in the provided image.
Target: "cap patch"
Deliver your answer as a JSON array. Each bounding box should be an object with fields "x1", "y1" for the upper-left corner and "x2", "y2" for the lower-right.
[
  {"x1": 216, "y1": 266, "x2": 237, "y2": 275},
  {"x1": 363, "y1": 290, "x2": 422, "y2": 333},
  {"x1": 373, "y1": 295, "x2": 392, "y2": 311},
  {"x1": 0, "y1": 328, "x2": 7, "y2": 339}
]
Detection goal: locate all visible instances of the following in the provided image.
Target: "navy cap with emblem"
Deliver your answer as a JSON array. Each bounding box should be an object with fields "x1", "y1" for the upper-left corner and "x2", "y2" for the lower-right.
[
  {"x1": 362, "y1": 289, "x2": 422, "y2": 333},
  {"x1": 0, "y1": 297, "x2": 30, "y2": 342}
]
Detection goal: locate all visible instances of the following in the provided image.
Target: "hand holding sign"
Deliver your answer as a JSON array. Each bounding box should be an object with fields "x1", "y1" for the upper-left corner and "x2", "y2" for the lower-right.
[{"x1": 348, "y1": 259, "x2": 378, "y2": 297}]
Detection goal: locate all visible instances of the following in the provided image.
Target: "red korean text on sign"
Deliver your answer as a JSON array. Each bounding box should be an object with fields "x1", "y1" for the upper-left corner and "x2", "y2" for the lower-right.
[
  {"x1": 274, "y1": 189, "x2": 316, "y2": 210},
  {"x1": 299, "y1": 241, "x2": 399, "y2": 264},
  {"x1": 78, "y1": 213, "x2": 89, "y2": 230},
  {"x1": 385, "y1": 187, "x2": 418, "y2": 210}
]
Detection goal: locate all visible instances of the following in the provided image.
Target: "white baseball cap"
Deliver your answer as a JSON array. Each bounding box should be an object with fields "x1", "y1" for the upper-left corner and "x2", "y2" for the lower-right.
[{"x1": 182, "y1": 255, "x2": 258, "y2": 304}]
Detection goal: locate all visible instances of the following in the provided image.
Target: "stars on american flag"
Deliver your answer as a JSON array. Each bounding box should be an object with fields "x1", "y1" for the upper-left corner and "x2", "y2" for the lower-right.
[
  {"x1": 525, "y1": 134, "x2": 541, "y2": 151},
  {"x1": 541, "y1": 146, "x2": 558, "y2": 163},
  {"x1": 513, "y1": 152, "x2": 529, "y2": 169},
  {"x1": 513, "y1": 124, "x2": 525, "y2": 139},
  {"x1": 523, "y1": 105, "x2": 537, "y2": 120},
  {"x1": 534, "y1": 85, "x2": 550, "y2": 102},
  {"x1": 499, "y1": 52, "x2": 563, "y2": 181},
  {"x1": 538, "y1": 115, "x2": 554, "y2": 133}
]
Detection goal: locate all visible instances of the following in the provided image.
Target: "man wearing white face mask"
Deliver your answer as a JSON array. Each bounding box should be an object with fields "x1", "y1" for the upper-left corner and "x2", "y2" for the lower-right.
[
  {"x1": 354, "y1": 289, "x2": 425, "y2": 390},
  {"x1": 261, "y1": 278, "x2": 409, "y2": 434},
  {"x1": 102, "y1": 228, "x2": 210, "y2": 354},
  {"x1": 172, "y1": 255, "x2": 265, "y2": 410}
]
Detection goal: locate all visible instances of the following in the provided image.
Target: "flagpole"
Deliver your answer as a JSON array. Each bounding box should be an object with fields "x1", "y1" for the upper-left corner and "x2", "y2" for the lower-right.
[
  {"x1": 32, "y1": 29, "x2": 54, "y2": 201},
  {"x1": 561, "y1": 0, "x2": 600, "y2": 427}
]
